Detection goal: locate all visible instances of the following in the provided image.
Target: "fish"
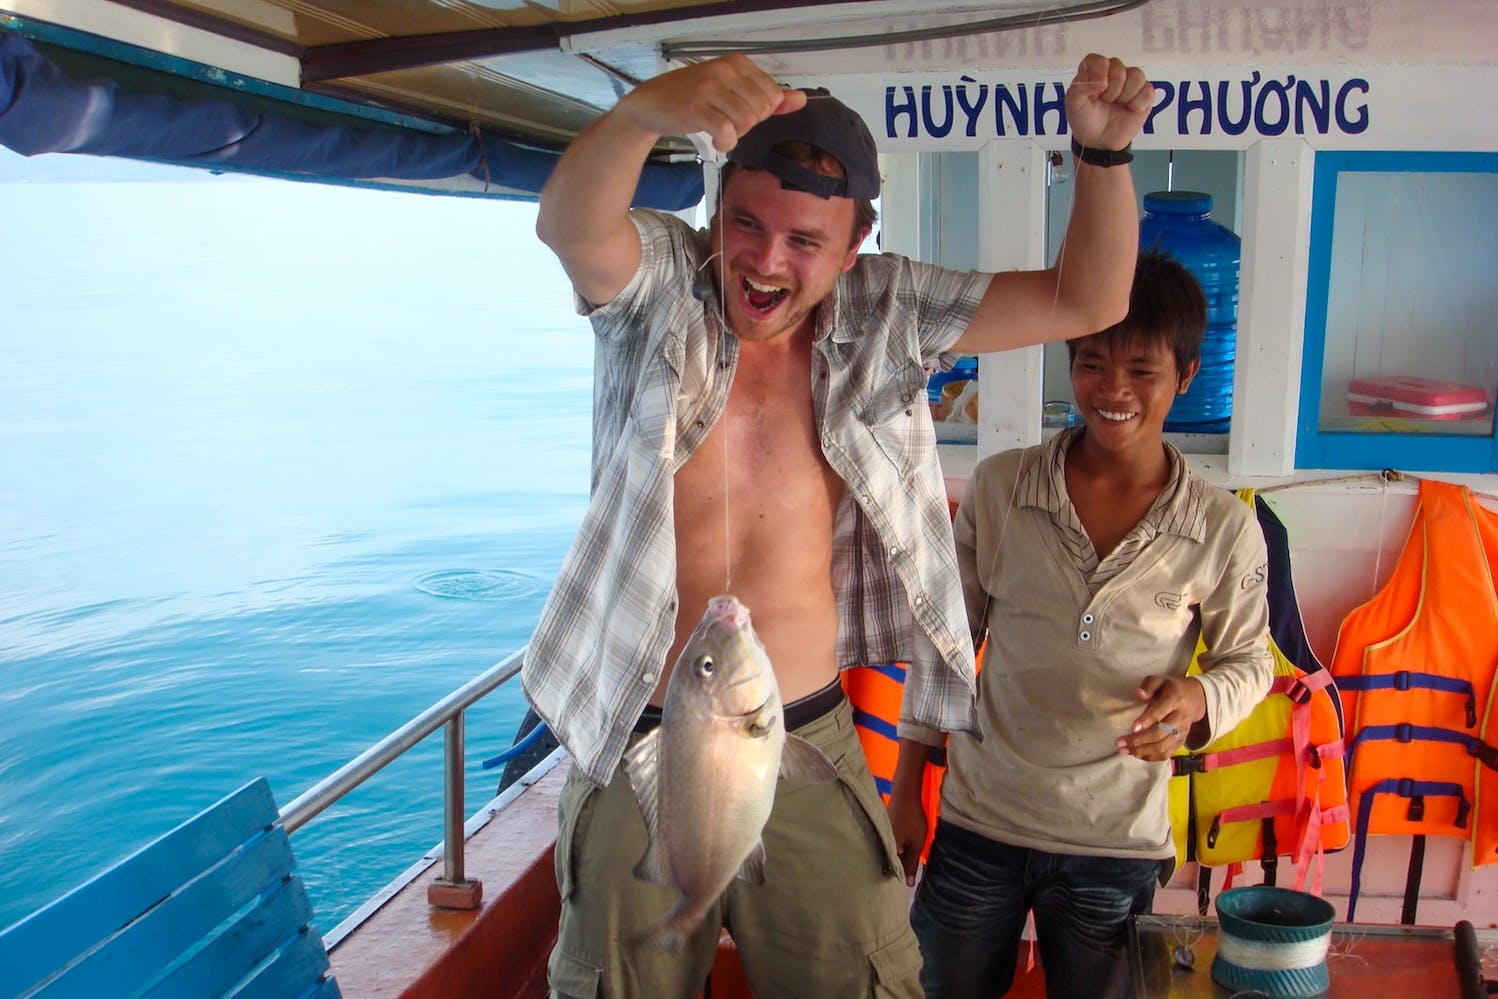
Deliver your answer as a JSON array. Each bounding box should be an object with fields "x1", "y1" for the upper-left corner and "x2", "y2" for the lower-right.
[{"x1": 624, "y1": 594, "x2": 839, "y2": 954}]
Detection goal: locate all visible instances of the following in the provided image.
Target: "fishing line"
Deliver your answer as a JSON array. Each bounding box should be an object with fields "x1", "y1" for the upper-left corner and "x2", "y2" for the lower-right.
[
  {"x1": 970, "y1": 132, "x2": 1078, "y2": 662},
  {"x1": 960, "y1": 73, "x2": 1116, "y2": 634},
  {"x1": 694, "y1": 91, "x2": 846, "y2": 595},
  {"x1": 968, "y1": 110, "x2": 1191, "y2": 745},
  {"x1": 693, "y1": 140, "x2": 734, "y2": 594}
]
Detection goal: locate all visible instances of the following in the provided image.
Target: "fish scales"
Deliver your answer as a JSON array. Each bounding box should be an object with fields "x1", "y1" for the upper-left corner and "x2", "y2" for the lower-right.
[{"x1": 624, "y1": 594, "x2": 838, "y2": 954}]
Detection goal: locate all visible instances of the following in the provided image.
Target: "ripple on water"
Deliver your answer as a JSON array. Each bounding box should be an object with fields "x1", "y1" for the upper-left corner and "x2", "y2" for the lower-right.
[{"x1": 414, "y1": 569, "x2": 544, "y2": 602}]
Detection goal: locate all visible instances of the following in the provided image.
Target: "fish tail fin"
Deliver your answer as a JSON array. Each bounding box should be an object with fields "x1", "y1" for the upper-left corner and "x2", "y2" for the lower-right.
[
  {"x1": 639, "y1": 925, "x2": 689, "y2": 956},
  {"x1": 631, "y1": 905, "x2": 706, "y2": 956}
]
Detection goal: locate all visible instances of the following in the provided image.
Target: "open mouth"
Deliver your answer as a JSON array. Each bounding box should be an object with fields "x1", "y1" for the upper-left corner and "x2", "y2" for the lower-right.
[
  {"x1": 742, "y1": 276, "x2": 789, "y2": 314},
  {"x1": 1096, "y1": 408, "x2": 1136, "y2": 423}
]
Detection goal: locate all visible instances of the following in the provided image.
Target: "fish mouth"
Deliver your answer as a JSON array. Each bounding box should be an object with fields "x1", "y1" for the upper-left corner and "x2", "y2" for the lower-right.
[{"x1": 706, "y1": 595, "x2": 750, "y2": 627}]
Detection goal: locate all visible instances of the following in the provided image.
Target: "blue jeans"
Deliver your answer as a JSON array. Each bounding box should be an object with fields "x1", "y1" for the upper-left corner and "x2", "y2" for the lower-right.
[{"x1": 909, "y1": 821, "x2": 1159, "y2": 999}]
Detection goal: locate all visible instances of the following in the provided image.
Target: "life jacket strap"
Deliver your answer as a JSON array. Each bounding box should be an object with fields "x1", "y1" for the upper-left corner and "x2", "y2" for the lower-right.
[
  {"x1": 850, "y1": 704, "x2": 898, "y2": 742},
  {"x1": 1285, "y1": 668, "x2": 1335, "y2": 704},
  {"x1": 1338, "y1": 670, "x2": 1478, "y2": 727},
  {"x1": 1348, "y1": 778, "x2": 1469, "y2": 920},
  {"x1": 1173, "y1": 738, "x2": 1289, "y2": 776},
  {"x1": 1348, "y1": 723, "x2": 1498, "y2": 771}
]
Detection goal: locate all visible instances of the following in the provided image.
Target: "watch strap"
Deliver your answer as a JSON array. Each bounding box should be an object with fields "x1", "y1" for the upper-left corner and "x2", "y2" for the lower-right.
[{"x1": 1070, "y1": 137, "x2": 1134, "y2": 167}]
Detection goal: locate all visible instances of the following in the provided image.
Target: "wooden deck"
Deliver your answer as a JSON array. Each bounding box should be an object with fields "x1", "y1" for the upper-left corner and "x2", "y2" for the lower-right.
[{"x1": 326, "y1": 761, "x2": 1051, "y2": 997}]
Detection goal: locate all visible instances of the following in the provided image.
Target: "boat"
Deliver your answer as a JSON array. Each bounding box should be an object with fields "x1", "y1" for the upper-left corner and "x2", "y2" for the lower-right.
[{"x1": 4, "y1": 0, "x2": 1498, "y2": 995}]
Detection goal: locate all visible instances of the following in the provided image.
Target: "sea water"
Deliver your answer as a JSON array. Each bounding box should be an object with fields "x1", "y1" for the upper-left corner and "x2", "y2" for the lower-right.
[{"x1": 0, "y1": 169, "x2": 592, "y2": 932}]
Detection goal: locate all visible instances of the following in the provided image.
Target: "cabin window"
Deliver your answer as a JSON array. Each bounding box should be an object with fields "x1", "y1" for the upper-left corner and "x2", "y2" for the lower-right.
[
  {"x1": 1042, "y1": 148, "x2": 1243, "y2": 455},
  {"x1": 1296, "y1": 152, "x2": 1498, "y2": 471}
]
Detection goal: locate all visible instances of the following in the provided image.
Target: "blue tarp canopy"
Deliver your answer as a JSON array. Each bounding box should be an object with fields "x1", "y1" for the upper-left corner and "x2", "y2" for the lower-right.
[{"x1": 0, "y1": 33, "x2": 702, "y2": 208}]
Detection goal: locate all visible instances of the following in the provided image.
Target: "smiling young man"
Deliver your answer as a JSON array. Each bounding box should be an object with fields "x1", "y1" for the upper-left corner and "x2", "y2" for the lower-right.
[
  {"x1": 890, "y1": 251, "x2": 1274, "y2": 999},
  {"x1": 526, "y1": 52, "x2": 1154, "y2": 998}
]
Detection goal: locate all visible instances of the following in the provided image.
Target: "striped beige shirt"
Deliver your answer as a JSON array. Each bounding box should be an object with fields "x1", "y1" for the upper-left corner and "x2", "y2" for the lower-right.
[{"x1": 1021, "y1": 426, "x2": 1201, "y2": 593}]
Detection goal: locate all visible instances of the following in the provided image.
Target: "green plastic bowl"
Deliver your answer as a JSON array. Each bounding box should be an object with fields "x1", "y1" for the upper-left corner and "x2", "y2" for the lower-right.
[{"x1": 1211, "y1": 886, "x2": 1336, "y2": 998}]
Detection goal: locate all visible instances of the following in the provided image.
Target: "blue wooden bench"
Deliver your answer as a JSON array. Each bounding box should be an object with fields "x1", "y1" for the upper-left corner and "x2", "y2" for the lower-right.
[{"x1": 0, "y1": 777, "x2": 340, "y2": 998}]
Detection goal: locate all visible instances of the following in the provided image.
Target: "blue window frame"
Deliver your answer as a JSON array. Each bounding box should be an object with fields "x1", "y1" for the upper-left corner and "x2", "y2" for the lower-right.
[{"x1": 1296, "y1": 151, "x2": 1498, "y2": 471}]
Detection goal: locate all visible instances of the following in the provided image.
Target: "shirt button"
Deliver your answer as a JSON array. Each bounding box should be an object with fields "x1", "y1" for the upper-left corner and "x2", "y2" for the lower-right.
[
  {"x1": 888, "y1": 545, "x2": 901, "y2": 557},
  {"x1": 1082, "y1": 613, "x2": 1095, "y2": 624},
  {"x1": 823, "y1": 435, "x2": 834, "y2": 449},
  {"x1": 1079, "y1": 630, "x2": 1091, "y2": 642},
  {"x1": 642, "y1": 671, "x2": 656, "y2": 684},
  {"x1": 914, "y1": 595, "x2": 925, "y2": 606}
]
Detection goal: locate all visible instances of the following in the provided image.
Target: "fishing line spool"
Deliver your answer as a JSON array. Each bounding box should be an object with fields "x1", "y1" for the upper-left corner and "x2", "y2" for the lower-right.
[{"x1": 1211, "y1": 886, "x2": 1336, "y2": 998}]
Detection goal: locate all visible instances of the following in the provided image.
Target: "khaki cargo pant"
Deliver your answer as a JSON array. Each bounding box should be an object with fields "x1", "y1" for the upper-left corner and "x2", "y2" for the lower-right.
[{"x1": 547, "y1": 696, "x2": 923, "y2": 999}]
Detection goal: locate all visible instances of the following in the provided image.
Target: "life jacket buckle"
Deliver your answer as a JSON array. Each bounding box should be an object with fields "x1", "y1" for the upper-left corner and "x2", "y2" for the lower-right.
[
  {"x1": 1207, "y1": 815, "x2": 1222, "y2": 849},
  {"x1": 1471, "y1": 740, "x2": 1498, "y2": 771},
  {"x1": 1173, "y1": 755, "x2": 1207, "y2": 776},
  {"x1": 1393, "y1": 670, "x2": 1412, "y2": 691},
  {"x1": 1407, "y1": 794, "x2": 1425, "y2": 822},
  {"x1": 1287, "y1": 679, "x2": 1313, "y2": 705},
  {"x1": 1457, "y1": 796, "x2": 1472, "y2": 829},
  {"x1": 1307, "y1": 744, "x2": 1322, "y2": 769},
  {"x1": 1394, "y1": 722, "x2": 1415, "y2": 743}
]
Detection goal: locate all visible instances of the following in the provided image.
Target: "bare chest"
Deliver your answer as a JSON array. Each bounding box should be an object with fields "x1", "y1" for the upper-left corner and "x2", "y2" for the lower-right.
[
  {"x1": 677, "y1": 352, "x2": 841, "y2": 527},
  {"x1": 1067, "y1": 481, "x2": 1158, "y2": 561}
]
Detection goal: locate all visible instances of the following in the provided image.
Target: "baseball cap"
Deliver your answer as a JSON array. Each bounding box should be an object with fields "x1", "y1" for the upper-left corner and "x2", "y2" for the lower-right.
[{"x1": 726, "y1": 88, "x2": 880, "y2": 201}]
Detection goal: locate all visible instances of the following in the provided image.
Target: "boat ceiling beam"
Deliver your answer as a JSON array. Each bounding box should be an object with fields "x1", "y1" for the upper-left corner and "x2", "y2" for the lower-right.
[
  {"x1": 662, "y1": 0, "x2": 1155, "y2": 59},
  {"x1": 90, "y1": 0, "x2": 304, "y2": 58},
  {"x1": 297, "y1": 0, "x2": 877, "y2": 84}
]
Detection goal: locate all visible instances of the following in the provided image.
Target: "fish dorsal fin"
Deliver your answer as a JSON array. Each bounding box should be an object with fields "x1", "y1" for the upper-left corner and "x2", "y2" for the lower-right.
[
  {"x1": 736, "y1": 838, "x2": 767, "y2": 884},
  {"x1": 624, "y1": 729, "x2": 673, "y2": 886},
  {"x1": 779, "y1": 733, "x2": 839, "y2": 782}
]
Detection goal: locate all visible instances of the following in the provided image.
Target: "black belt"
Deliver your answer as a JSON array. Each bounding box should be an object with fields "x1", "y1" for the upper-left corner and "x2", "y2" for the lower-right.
[{"x1": 633, "y1": 679, "x2": 845, "y2": 735}]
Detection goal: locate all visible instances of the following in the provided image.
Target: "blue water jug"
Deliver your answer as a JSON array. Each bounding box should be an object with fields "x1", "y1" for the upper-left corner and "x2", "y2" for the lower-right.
[{"x1": 1139, "y1": 191, "x2": 1240, "y2": 434}]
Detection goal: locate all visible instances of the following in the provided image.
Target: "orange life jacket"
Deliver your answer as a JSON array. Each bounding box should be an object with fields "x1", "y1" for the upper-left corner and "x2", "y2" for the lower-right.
[
  {"x1": 841, "y1": 662, "x2": 944, "y2": 862},
  {"x1": 1331, "y1": 478, "x2": 1498, "y2": 920},
  {"x1": 1169, "y1": 490, "x2": 1349, "y2": 899}
]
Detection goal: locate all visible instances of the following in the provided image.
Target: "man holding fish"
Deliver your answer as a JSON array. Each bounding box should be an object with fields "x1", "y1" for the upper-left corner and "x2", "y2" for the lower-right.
[{"x1": 526, "y1": 50, "x2": 1154, "y2": 998}]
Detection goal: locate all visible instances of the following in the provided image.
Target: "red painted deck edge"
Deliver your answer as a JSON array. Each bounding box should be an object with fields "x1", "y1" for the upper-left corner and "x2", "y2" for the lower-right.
[{"x1": 327, "y1": 765, "x2": 564, "y2": 998}]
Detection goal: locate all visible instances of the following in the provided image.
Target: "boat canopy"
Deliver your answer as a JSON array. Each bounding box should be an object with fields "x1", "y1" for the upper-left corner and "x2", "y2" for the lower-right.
[
  {"x1": 0, "y1": 0, "x2": 1147, "y2": 200},
  {"x1": 6, "y1": 0, "x2": 1486, "y2": 200},
  {"x1": 0, "y1": 32, "x2": 701, "y2": 205}
]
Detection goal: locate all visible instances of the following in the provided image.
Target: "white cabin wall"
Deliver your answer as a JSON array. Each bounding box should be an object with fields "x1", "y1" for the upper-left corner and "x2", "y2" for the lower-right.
[
  {"x1": 856, "y1": 10, "x2": 1498, "y2": 926},
  {"x1": 1230, "y1": 139, "x2": 1314, "y2": 478},
  {"x1": 976, "y1": 142, "x2": 1047, "y2": 456}
]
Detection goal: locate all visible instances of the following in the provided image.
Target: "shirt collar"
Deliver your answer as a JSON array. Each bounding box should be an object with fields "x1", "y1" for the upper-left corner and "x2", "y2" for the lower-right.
[{"x1": 1017, "y1": 427, "x2": 1205, "y2": 542}]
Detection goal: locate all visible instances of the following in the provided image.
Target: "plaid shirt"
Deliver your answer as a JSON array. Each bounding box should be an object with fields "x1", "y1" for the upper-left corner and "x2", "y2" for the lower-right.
[{"x1": 523, "y1": 210, "x2": 990, "y2": 785}]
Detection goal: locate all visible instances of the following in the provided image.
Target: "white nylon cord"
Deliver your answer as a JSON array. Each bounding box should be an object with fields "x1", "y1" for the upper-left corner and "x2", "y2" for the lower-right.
[{"x1": 1215, "y1": 929, "x2": 1331, "y2": 972}]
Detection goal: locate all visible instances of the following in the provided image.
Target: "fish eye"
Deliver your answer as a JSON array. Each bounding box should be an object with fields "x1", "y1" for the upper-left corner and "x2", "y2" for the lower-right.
[{"x1": 696, "y1": 655, "x2": 714, "y2": 677}]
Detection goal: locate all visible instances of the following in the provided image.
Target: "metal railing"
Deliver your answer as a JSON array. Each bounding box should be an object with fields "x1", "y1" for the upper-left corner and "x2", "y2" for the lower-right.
[{"x1": 277, "y1": 645, "x2": 527, "y2": 897}]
